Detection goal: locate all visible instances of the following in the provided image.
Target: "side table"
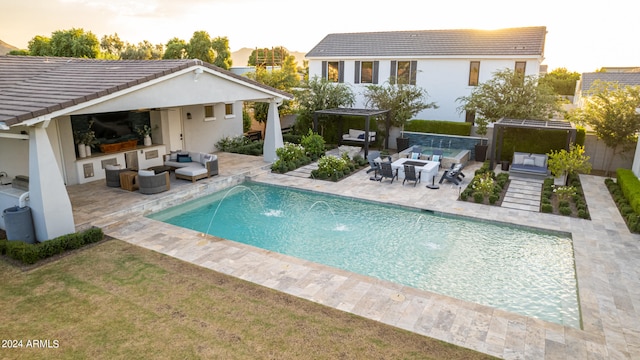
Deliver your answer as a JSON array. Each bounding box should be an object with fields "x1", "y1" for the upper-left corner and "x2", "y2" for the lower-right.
[{"x1": 119, "y1": 170, "x2": 138, "y2": 191}]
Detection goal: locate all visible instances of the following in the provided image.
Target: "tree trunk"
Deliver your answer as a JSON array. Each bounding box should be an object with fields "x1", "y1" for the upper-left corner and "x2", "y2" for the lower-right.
[{"x1": 604, "y1": 144, "x2": 619, "y2": 177}]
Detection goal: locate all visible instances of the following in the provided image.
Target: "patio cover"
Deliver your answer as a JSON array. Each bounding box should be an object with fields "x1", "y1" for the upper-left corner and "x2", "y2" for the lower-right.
[
  {"x1": 489, "y1": 118, "x2": 577, "y2": 169},
  {"x1": 312, "y1": 108, "x2": 390, "y2": 158}
]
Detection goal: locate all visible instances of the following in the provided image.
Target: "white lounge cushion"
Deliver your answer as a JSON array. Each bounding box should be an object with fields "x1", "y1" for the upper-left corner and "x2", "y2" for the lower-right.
[
  {"x1": 138, "y1": 169, "x2": 155, "y2": 177},
  {"x1": 513, "y1": 153, "x2": 525, "y2": 165},
  {"x1": 104, "y1": 164, "x2": 121, "y2": 170},
  {"x1": 175, "y1": 166, "x2": 207, "y2": 177},
  {"x1": 523, "y1": 157, "x2": 535, "y2": 166}
]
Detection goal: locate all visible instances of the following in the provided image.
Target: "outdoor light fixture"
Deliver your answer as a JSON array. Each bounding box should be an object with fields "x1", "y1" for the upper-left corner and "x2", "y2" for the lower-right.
[
  {"x1": 186, "y1": 112, "x2": 192, "y2": 120},
  {"x1": 194, "y1": 67, "x2": 203, "y2": 81}
]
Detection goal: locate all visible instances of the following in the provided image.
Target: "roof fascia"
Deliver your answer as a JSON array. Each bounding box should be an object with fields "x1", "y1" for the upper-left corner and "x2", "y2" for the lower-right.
[
  {"x1": 306, "y1": 54, "x2": 543, "y2": 60},
  {"x1": 10, "y1": 65, "x2": 292, "y2": 126}
]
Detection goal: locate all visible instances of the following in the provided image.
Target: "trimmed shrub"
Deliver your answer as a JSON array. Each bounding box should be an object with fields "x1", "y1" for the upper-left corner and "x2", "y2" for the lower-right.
[
  {"x1": 1, "y1": 227, "x2": 104, "y2": 265},
  {"x1": 404, "y1": 119, "x2": 472, "y2": 136},
  {"x1": 473, "y1": 192, "x2": 484, "y2": 203},
  {"x1": 541, "y1": 203, "x2": 553, "y2": 213},
  {"x1": 559, "y1": 206, "x2": 572, "y2": 216}
]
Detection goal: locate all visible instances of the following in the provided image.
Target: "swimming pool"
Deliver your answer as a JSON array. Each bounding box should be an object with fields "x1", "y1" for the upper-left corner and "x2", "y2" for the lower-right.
[{"x1": 148, "y1": 182, "x2": 580, "y2": 328}]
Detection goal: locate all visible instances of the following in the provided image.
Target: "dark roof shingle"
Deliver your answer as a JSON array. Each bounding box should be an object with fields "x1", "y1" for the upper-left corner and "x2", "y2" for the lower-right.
[
  {"x1": 306, "y1": 26, "x2": 547, "y2": 58},
  {"x1": 0, "y1": 56, "x2": 291, "y2": 126},
  {"x1": 580, "y1": 72, "x2": 640, "y2": 92}
]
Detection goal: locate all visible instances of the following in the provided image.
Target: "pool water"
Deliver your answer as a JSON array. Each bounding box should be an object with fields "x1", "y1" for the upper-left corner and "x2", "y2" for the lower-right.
[{"x1": 148, "y1": 182, "x2": 580, "y2": 328}]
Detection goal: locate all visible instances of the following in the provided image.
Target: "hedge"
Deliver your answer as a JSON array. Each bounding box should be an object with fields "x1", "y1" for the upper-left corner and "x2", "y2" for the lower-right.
[
  {"x1": 617, "y1": 168, "x2": 640, "y2": 214},
  {"x1": 405, "y1": 120, "x2": 472, "y2": 136},
  {"x1": 0, "y1": 227, "x2": 104, "y2": 265}
]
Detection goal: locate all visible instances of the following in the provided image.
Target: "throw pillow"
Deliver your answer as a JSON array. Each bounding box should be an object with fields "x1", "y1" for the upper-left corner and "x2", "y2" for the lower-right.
[
  {"x1": 357, "y1": 133, "x2": 365, "y2": 139},
  {"x1": 138, "y1": 169, "x2": 155, "y2": 176},
  {"x1": 411, "y1": 152, "x2": 420, "y2": 160},
  {"x1": 432, "y1": 155, "x2": 441, "y2": 162},
  {"x1": 532, "y1": 155, "x2": 546, "y2": 168},
  {"x1": 177, "y1": 156, "x2": 192, "y2": 163},
  {"x1": 513, "y1": 154, "x2": 525, "y2": 165},
  {"x1": 169, "y1": 151, "x2": 179, "y2": 161},
  {"x1": 523, "y1": 158, "x2": 535, "y2": 166},
  {"x1": 202, "y1": 154, "x2": 214, "y2": 163},
  {"x1": 105, "y1": 164, "x2": 121, "y2": 170}
]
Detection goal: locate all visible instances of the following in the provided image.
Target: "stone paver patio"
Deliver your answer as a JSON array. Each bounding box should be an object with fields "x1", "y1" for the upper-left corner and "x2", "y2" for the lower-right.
[{"x1": 67, "y1": 152, "x2": 640, "y2": 359}]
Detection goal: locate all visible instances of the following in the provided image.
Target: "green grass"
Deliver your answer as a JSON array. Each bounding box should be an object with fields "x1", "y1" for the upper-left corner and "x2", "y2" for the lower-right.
[{"x1": 0, "y1": 239, "x2": 496, "y2": 359}]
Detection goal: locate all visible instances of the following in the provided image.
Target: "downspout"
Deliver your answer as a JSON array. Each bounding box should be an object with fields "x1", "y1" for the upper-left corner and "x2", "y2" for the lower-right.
[{"x1": 19, "y1": 192, "x2": 29, "y2": 208}]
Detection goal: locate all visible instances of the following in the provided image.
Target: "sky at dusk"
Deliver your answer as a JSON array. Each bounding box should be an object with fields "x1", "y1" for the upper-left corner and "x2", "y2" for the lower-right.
[{"x1": 1, "y1": 0, "x2": 637, "y2": 73}]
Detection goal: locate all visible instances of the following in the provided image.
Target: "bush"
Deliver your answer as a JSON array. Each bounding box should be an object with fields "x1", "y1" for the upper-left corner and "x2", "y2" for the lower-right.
[
  {"x1": 311, "y1": 153, "x2": 354, "y2": 181},
  {"x1": 300, "y1": 130, "x2": 326, "y2": 161},
  {"x1": 272, "y1": 143, "x2": 309, "y2": 173},
  {"x1": 559, "y1": 206, "x2": 572, "y2": 216},
  {"x1": 473, "y1": 192, "x2": 484, "y2": 203},
  {"x1": 1, "y1": 228, "x2": 104, "y2": 265},
  {"x1": 541, "y1": 203, "x2": 553, "y2": 213}
]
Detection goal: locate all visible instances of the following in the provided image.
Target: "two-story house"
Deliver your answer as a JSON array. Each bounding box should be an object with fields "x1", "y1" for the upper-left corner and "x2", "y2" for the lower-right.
[{"x1": 306, "y1": 26, "x2": 547, "y2": 123}]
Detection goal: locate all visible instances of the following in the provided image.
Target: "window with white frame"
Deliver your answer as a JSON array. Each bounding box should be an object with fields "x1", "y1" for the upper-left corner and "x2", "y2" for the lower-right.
[
  {"x1": 360, "y1": 61, "x2": 373, "y2": 83},
  {"x1": 224, "y1": 103, "x2": 235, "y2": 118},
  {"x1": 390, "y1": 60, "x2": 417, "y2": 85},
  {"x1": 322, "y1": 61, "x2": 344, "y2": 83},
  {"x1": 204, "y1": 105, "x2": 216, "y2": 121},
  {"x1": 468, "y1": 61, "x2": 480, "y2": 86}
]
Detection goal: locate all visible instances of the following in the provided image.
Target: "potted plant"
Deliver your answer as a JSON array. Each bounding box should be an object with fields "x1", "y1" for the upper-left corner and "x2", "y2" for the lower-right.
[
  {"x1": 547, "y1": 144, "x2": 592, "y2": 186},
  {"x1": 364, "y1": 82, "x2": 437, "y2": 152},
  {"x1": 136, "y1": 125, "x2": 153, "y2": 146}
]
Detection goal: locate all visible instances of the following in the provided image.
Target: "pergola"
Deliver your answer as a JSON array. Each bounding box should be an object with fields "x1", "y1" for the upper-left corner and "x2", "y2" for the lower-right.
[
  {"x1": 313, "y1": 108, "x2": 390, "y2": 158},
  {"x1": 489, "y1": 118, "x2": 577, "y2": 169}
]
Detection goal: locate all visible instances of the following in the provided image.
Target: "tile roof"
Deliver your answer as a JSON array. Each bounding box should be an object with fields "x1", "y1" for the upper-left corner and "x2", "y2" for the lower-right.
[
  {"x1": 580, "y1": 72, "x2": 640, "y2": 92},
  {"x1": 0, "y1": 55, "x2": 292, "y2": 127},
  {"x1": 306, "y1": 26, "x2": 546, "y2": 58}
]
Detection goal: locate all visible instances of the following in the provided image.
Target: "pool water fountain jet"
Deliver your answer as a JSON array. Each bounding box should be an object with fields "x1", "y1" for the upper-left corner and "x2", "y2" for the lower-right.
[
  {"x1": 308, "y1": 200, "x2": 347, "y2": 231},
  {"x1": 204, "y1": 185, "x2": 267, "y2": 236}
]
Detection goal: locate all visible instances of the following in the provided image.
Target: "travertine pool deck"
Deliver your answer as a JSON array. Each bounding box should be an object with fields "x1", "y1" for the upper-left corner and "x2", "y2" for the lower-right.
[{"x1": 68, "y1": 152, "x2": 640, "y2": 359}]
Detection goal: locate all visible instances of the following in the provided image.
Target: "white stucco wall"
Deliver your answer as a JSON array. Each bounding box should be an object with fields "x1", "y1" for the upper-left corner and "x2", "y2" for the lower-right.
[
  {"x1": 181, "y1": 102, "x2": 243, "y2": 153},
  {"x1": 308, "y1": 58, "x2": 542, "y2": 122},
  {"x1": 0, "y1": 128, "x2": 29, "y2": 180}
]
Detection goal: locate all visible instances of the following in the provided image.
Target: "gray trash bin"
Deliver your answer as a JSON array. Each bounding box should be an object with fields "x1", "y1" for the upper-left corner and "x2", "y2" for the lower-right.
[{"x1": 3, "y1": 206, "x2": 36, "y2": 244}]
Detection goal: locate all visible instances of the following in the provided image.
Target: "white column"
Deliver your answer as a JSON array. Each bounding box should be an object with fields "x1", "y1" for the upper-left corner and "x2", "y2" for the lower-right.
[
  {"x1": 263, "y1": 99, "x2": 284, "y2": 163},
  {"x1": 29, "y1": 124, "x2": 75, "y2": 241}
]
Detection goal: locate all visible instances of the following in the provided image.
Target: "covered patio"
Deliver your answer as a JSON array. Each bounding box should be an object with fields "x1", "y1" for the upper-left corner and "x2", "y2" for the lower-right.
[{"x1": 0, "y1": 55, "x2": 291, "y2": 241}]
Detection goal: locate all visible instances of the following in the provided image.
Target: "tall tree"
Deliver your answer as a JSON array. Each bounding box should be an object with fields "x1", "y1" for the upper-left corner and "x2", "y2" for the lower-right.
[
  {"x1": 49, "y1": 28, "x2": 99, "y2": 58},
  {"x1": 540, "y1": 67, "x2": 581, "y2": 96},
  {"x1": 569, "y1": 80, "x2": 640, "y2": 175},
  {"x1": 100, "y1": 33, "x2": 124, "y2": 59},
  {"x1": 187, "y1": 31, "x2": 215, "y2": 63},
  {"x1": 163, "y1": 37, "x2": 188, "y2": 59},
  {"x1": 28, "y1": 35, "x2": 52, "y2": 56},
  {"x1": 456, "y1": 68, "x2": 563, "y2": 137},
  {"x1": 211, "y1": 36, "x2": 232, "y2": 69},
  {"x1": 120, "y1": 40, "x2": 163, "y2": 60}
]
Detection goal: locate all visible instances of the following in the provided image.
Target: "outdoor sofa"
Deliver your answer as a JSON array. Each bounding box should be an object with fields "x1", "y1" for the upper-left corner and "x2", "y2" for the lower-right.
[
  {"x1": 341, "y1": 129, "x2": 376, "y2": 144},
  {"x1": 164, "y1": 151, "x2": 219, "y2": 182},
  {"x1": 510, "y1": 152, "x2": 549, "y2": 177}
]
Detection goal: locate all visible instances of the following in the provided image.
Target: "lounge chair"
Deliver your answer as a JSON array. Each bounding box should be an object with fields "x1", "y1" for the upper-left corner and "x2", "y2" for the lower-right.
[
  {"x1": 439, "y1": 163, "x2": 465, "y2": 185},
  {"x1": 138, "y1": 170, "x2": 171, "y2": 195},
  {"x1": 402, "y1": 164, "x2": 421, "y2": 186},
  {"x1": 378, "y1": 162, "x2": 398, "y2": 184},
  {"x1": 105, "y1": 166, "x2": 129, "y2": 187},
  {"x1": 432, "y1": 149, "x2": 443, "y2": 168},
  {"x1": 366, "y1": 151, "x2": 391, "y2": 174}
]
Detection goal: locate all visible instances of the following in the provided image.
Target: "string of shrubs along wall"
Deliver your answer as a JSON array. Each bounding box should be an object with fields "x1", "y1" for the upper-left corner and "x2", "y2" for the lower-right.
[{"x1": 0, "y1": 227, "x2": 104, "y2": 265}]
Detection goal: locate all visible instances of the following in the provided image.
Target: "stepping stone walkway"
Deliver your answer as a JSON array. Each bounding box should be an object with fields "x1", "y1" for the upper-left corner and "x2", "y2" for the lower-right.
[{"x1": 501, "y1": 175, "x2": 543, "y2": 212}]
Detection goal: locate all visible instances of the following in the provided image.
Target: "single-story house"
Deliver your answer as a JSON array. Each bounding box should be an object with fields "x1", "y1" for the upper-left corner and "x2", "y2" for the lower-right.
[
  {"x1": 0, "y1": 55, "x2": 292, "y2": 241},
  {"x1": 306, "y1": 26, "x2": 547, "y2": 125}
]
